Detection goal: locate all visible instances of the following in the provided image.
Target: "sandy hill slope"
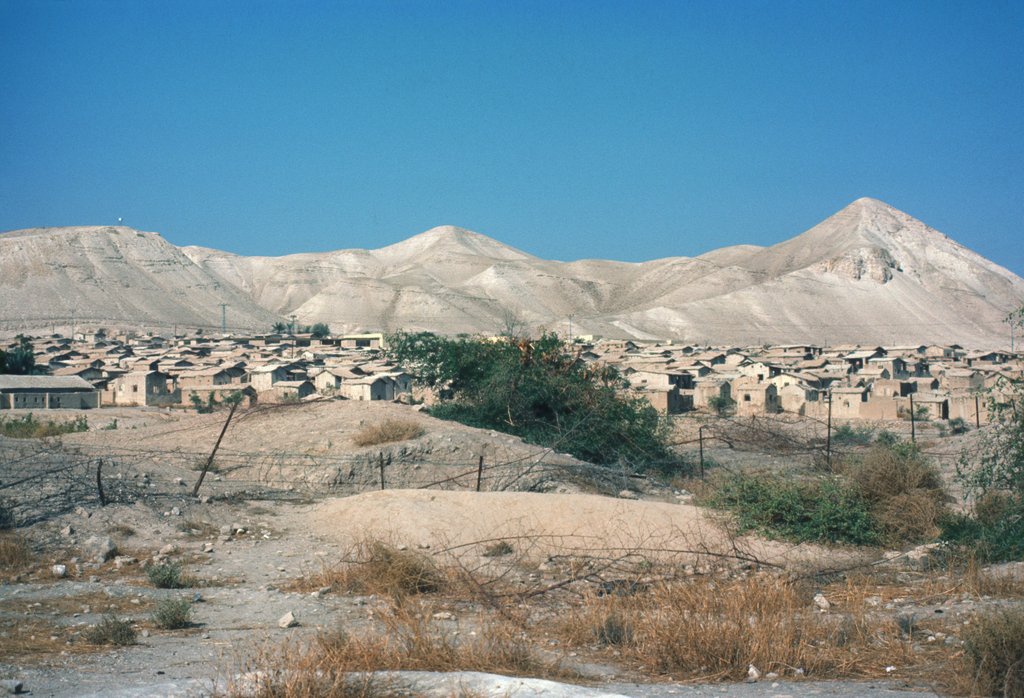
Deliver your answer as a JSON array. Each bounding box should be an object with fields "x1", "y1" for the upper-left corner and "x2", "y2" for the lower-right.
[
  {"x1": 3, "y1": 200, "x2": 1022, "y2": 345},
  {"x1": 0, "y1": 226, "x2": 280, "y2": 333}
]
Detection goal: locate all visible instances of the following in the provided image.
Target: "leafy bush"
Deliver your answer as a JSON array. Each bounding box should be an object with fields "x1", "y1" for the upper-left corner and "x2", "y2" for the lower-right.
[
  {"x1": 352, "y1": 419, "x2": 424, "y2": 447},
  {"x1": 147, "y1": 562, "x2": 192, "y2": 589},
  {"x1": 961, "y1": 607, "x2": 1024, "y2": 696},
  {"x1": 952, "y1": 367, "x2": 1024, "y2": 561},
  {"x1": 0, "y1": 413, "x2": 88, "y2": 438},
  {"x1": 707, "y1": 395, "x2": 735, "y2": 417},
  {"x1": 832, "y1": 424, "x2": 875, "y2": 446},
  {"x1": 84, "y1": 614, "x2": 137, "y2": 646},
  {"x1": 152, "y1": 598, "x2": 192, "y2": 629},
  {"x1": 948, "y1": 416, "x2": 969, "y2": 435},
  {"x1": 709, "y1": 472, "x2": 878, "y2": 545},
  {"x1": 387, "y1": 332, "x2": 682, "y2": 472},
  {"x1": 942, "y1": 494, "x2": 1024, "y2": 562}
]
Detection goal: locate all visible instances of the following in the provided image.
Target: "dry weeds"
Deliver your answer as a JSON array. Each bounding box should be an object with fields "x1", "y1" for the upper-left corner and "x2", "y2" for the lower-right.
[
  {"x1": 351, "y1": 419, "x2": 424, "y2": 447},
  {"x1": 222, "y1": 602, "x2": 564, "y2": 697},
  {"x1": 0, "y1": 531, "x2": 31, "y2": 574}
]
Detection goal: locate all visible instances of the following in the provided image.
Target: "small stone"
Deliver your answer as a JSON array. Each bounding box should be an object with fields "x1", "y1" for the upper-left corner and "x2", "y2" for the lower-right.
[
  {"x1": 219, "y1": 525, "x2": 232, "y2": 536},
  {"x1": 159, "y1": 544, "x2": 178, "y2": 556},
  {"x1": 231, "y1": 523, "x2": 244, "y2": 534},
  {"x1": 170, "y1": 507, "x2": 181, "y2": 516},
  {"x1": 278, "y1": 611, "x2": 299, "y2": 628},
  {"x1": 174, "y1": 478, "x2": 185, "y2": 486},
  {"x1": 432, "y1": 611, "x2": 455, "y2": 621},
  {"x1": 202, "y1": 543, "x2": 215, "y2": 553},
  {"x1": 192, "y1": 592, "x2": 203, "y2": 603},
  {"x1": 60, "y1": 525, "x2": 74, "y2": 537},
  {"x1": 746, "y1": 664, "x2": 761, "y2": 683},
  {"x1": 813, "y1": 592, "x2": 831, "y2": 611},
  {"x1": 617, "y1": 489, "x2": 637, "y2": 500},
  {"x1": 75, "y1": 506, "x2": 91, "y2": 519},
  {"x1": 51, "y1": 564, "x2": 67, "y2": 578},
  {"x1": 140, "y1": 629, "x2": 150, "y2": 638}
]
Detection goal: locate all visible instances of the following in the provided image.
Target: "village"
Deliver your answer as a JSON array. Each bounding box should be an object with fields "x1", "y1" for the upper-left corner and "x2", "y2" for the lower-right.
[{"x1": 1, "y1": 328, "x2": 1021, "y2": 427}]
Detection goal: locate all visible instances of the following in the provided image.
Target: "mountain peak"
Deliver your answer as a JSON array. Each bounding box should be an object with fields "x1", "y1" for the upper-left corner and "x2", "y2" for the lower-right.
[{"x1": 376, "y1": 225, "x2": 535, "y2": 262}]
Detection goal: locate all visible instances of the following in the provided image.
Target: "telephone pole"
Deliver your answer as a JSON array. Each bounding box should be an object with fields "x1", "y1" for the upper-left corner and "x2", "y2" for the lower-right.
[{"x1": 220, "y1": 304, "x2": 227, "y2": 334}]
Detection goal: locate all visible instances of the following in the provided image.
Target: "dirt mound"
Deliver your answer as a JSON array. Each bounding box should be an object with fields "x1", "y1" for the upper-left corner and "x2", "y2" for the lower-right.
[{"x1": 309, "y1": 490, "x2": 868, "y2": 571}]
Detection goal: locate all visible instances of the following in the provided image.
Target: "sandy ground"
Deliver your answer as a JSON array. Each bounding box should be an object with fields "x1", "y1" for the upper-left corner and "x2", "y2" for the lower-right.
[{"x1": 310, "y1": 490, "x2": 872, "y2": 572}]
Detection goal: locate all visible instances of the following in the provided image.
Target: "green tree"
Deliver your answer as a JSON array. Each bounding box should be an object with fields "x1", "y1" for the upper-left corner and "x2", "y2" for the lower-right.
[
  {"x1": 1, "y1": 336, "x2": 36, "y2": 375},
  {"x1": 309, "y1": 322, "x2": 331, "y2": 339},
  {"x1": 271, "y1": 322, "x2": 288, "y2": 334},
  {"x1": 386, "y1": 332, "x2": 681, "y2": 471}
]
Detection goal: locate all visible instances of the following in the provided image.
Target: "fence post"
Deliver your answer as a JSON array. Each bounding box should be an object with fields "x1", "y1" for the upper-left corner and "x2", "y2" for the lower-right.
[
  {"x1": 910, "y1": 394, "x2": 916, "y2": 443},
  {"x1": 378, "y1": 451, "x2": 385, "y2": 491},
  {"x1": 975, "y1": 395, "x2": 981, "y2": 428},
  {"x1": 476, "y1": 455, "x2": 484, "y2": 492},
  {"x1": 193, "y1": 399, "x2": 239, "y2": 498},
  {"x1": 96, "y1": 459, "x2": 107, "y2": 506},
  {"x1": 698, "y1": 425, "x2": 705, "y2": 479}
]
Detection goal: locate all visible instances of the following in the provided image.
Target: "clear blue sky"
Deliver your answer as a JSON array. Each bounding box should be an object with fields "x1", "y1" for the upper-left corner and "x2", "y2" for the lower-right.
[{"x1": 2, "y1": 0, "x2": 1022, "y2": 275}]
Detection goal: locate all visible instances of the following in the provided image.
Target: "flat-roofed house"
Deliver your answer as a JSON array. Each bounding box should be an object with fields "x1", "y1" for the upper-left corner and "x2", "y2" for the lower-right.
[{"x1": 0, "y1": 375, "x2": 101, "y2": 409}]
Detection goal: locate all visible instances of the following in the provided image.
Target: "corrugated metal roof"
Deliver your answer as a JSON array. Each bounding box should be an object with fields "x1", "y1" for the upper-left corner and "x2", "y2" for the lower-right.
[{"x1": 0, "y1": 375, "x2": 95, "y2": 391}]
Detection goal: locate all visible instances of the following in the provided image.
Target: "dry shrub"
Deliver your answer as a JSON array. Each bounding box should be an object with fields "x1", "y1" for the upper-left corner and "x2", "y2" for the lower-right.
[
  {"x1": 959, "y1": 607, "x2": 1024, "y2": 697},
  {"x1": 841, "y1": 444, "x2": 949, "y2": 544},
  {"x1": 304, "y1": 541, "x2": 444, "y2": 601},
  {"x1": 83, "y1": 614, "x2": 137, "y2": 646},
  {"x1": 352, "y1": 419, "x2": 424, "y2": 447},
  {"x1": 560, "y1": 575, "x2": 918, "y2": 681},
  {"x1": 0, "y1": 532, "x2": 31, "y2": 572},
  {"x1": 222, "y1": 604, "x2": 557, "y2": 697}
]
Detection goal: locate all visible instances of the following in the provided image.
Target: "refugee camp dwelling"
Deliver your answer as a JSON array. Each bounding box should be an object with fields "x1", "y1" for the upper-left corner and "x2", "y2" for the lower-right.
[
  {"x1": 105, "y1": 370, "x2": 180, "y2": 407},
  {"x1": 641, "y1": 387, "x2": 693, "y2": 414},
  {"x1": 184, "y1": 384, "x2": 258, "y2": 408},
  {"x1": 0, "y1": 375, "x2": 101, "y2": 409},
  {"x1": 829, "y1": 385, "x2": 868, "y2": 419},
  {"x1": 264, "y1": 380, "x2": 316, "y2": 403},
  {"x1": 311, "y1": 366, "x2": 366, "y2": 395},
  {"x1": 339, "y1": 374, "x2": 407, "y2": 401},
  {"x1": 249, "y1": 363, "x2": 301, "y2": 392},
  {"x1": 777, "y1": 382, "x2": 820, "y2": 415},
  {"x1": 935, "y1": 368, "x2": 985, "y2": 393},
  {"x1": 731, "y1": 376, "x2": 781, "y2": 416},
  {"x1": 175, "y1": 367, "x2": 238, "y2": 392},
  {"x1": 692, "y1": 379, "x2": 731, "y2": 410},
  {"x1": 911, "y1": 393, "x2": 950, "y2": 421}
]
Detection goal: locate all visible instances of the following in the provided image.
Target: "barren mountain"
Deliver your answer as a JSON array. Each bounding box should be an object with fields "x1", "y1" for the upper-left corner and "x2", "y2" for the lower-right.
[
  {"x1": 0, "y1": 226, "x2": 279, "y2": 333},
  {"x1": 2, "y1": 199, "x2": 1022, "y2": 345}
]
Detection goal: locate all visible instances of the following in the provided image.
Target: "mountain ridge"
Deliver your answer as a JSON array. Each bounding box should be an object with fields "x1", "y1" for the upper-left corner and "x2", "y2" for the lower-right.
[{"x1": 2, "y1": 198, "x2": 1022, "y2": 347}]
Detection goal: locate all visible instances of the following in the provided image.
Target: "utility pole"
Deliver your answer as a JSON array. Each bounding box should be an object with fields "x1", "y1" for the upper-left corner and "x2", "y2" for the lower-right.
[
  {"x1": 826, "y1": 390, "x2": 833, "y2": 467},
  {"x1": 220, "y1": 304, "x2": 227, "y2": 334}
]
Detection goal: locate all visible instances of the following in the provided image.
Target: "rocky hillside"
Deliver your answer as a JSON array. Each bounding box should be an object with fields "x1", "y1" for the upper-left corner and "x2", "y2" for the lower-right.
[
  {"x1": 2, "y1": 199, "x2": 1022, "y2": 345},
  {"x1": 0, "y1": 226, "x2": 279, "y2": 333}
]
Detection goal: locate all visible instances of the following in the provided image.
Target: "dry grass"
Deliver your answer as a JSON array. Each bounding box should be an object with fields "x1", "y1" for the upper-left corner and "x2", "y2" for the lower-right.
[
  {"x1": 558, "y1": 574, "x2": 941, "y2": 681},
  {"x1": 351, "y1": 419, "x2": 424, "y2": 447},
  {"x1": 956, "y1": 607, "x2": 1024, "y2": 697},
  {"x1": 295, "y1": 541, "x2": 445, "y2": 601},
  {"x1": 839, "y1": 444, "x2": 949, "y2": 545},
  {"x1": 0, "y1": 532, "x2": 32, "y2": 574},
  {"x1": 222, "y1": 602, "x2": 562, "y2": 698}
]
